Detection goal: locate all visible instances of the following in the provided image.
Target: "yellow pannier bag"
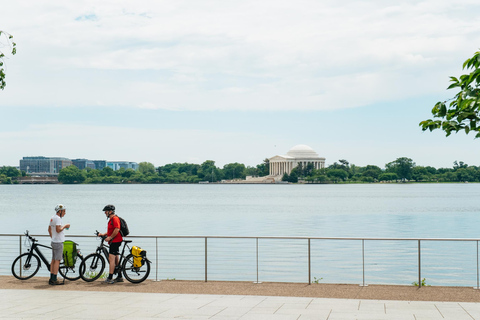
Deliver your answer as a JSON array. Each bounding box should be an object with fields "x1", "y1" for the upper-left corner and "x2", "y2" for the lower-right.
[{"x1": 131, "y1": 246, "x2": 146, "y2": 268}]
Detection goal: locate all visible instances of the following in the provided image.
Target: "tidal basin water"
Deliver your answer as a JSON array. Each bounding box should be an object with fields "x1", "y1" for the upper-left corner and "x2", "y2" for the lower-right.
[{"x1": 1, "y1": 183, "x2": 479, "y2": 285}]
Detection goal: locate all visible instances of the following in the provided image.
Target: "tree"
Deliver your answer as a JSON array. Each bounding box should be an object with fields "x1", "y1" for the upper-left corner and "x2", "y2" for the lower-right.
[
  {"x1": 0, "y1": 31, "x2": 16, "y2": 90},
  {"x1": 385, "y1": 157, "x2": 415, "y2": 181},
  {"x1": 256, "y1": 158, "x2": 270, "y2": 177},
  {"x1": 198, "y1": 160, "x2": 222, "y2": 182},
  {"x1": 420, "y1": 50, "x2": 480, "y2": 137},
  {"x1": 378, "y1": 172, "x2": 398, "y2": 182},
  {"x1": 138, "y1": 162, "x2": 155, "y2": 174},
  {"x1": 327, "y1": 169, "x2": 348, "y2": 182},
  {"x1": 58, "y1": 165, "x2": 86, "y2": 184},
  {"x1": 223, "y1": 163, "x2": 246, "y2": 179},
  {"x1": 361, "y1": 165, "x2": 382, "y2": 180}
]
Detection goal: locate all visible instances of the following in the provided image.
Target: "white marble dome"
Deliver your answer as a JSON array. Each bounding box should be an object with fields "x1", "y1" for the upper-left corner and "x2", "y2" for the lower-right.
[{"x1": 286, "y1": 144, "x2": 320, "y2": 159}]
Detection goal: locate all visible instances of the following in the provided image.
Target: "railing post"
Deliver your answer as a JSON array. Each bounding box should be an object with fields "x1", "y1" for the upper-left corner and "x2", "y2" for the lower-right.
[
  {"x1": 362, "y1": 239, "x2": 365, "y2": 286},
  {"x1": 308, "y1": 238, "x2": 311, "y2": 285},
  {"x1": 205, "y1": 237, "x2": 208, "y2": 282},
  {"x1": 155, "y1": 237, "x2": 158, "y2": 281},
  {"x1": 254, "y1": 238, "x2": 261, "y2": 283},
  {"x1": 477, "y1": 240, "x2": 479, "y2": 290},
  {"x1": 418, "y1": 240, "x2": 421, "y2": 288},
  {"x1": 19, "y1": 235, "x2": 22, "y2": 278}
]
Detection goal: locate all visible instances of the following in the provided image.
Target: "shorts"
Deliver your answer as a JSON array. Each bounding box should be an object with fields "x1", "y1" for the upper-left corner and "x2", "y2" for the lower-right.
[
  {"x1": 51, "y1": 242, "x2": 63, "y2": 261},
  {"x1": 109, "y1": 242, "x2": 121, "y2": 255}
]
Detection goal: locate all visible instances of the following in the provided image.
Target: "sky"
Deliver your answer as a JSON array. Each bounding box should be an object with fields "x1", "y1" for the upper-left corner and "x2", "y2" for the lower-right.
[{"x1": 1, "y1": 0, "x2": 480, "y2": 169}]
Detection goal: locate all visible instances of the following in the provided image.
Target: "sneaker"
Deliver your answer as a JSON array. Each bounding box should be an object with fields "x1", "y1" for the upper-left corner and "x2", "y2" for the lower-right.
[
  {"x1": 114, "y1": 277, "x2": 124, "y2": 283},
  {"x1": 103, "y1": 278, "x2": 115, "y2": 284},
  {"x1": 48, "y1": 280, "x2": 64, "y2": 286}
]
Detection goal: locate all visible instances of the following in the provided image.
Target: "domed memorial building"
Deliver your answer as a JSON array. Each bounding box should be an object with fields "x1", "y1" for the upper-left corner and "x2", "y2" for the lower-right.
[{"x1": 269, "y1": 144, "x2": 326, "y2": 179}]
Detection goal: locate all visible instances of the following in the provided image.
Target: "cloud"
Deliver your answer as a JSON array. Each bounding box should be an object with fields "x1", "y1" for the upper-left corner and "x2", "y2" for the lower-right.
[{"x1": 1, "y1": 0, "x2": 480, "y2": 111}]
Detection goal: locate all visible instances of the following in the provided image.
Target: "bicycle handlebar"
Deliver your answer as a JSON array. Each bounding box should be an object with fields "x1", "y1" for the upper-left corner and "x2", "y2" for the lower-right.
[{"x1": 24, "y1": 230, "x2": 37, "y2": 242}]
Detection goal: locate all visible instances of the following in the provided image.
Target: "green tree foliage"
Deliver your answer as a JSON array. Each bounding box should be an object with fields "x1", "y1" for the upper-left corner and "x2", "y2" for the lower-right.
[
  {"x1": 51, "y1": 157, "x2": 480, "y2": 184},
  {"x1": 420, "y1": 50, "x2": 480, "y2": 137},
  {"x1": 138, "y1": 162, "x2": 156, "y2": 174},
  {"x1": 385, "y1": 157, "x2": 415, "y2": 180},
  {"x1": 198, "y1": 160, "x2": 223, "y2": 182},
  {"x1": 58, "y1": 165, "x2": 86, "y2": 184},
  {"x1": 223, "y1": 163, "x2": 246, "y2": 179},
  {"x1": 378, "y1": 172, "x2": 398, "y2": 181},
  {"x1": 0, "y1": 31, "x2": 16, "y2": 90}
]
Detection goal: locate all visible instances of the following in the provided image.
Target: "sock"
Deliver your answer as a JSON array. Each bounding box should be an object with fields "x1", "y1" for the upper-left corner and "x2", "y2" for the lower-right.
[
  {"x1": 52, "y1": 274, "x2": 57, "y2": 281},
  {"x1": 50, "y1": 274, "x2": 54, "y2": 281},
  {"x1": 116, "y1": 273, "x2": 122, "y2": 279},
  {"x1": 108, "y1": 274, "x2": 113, "y2": 280}
]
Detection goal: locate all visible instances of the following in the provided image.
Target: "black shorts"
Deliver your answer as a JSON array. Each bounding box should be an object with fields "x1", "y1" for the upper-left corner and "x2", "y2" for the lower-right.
[{"x1": 109, "y1": 242, "x2": 121, "y2": 255}]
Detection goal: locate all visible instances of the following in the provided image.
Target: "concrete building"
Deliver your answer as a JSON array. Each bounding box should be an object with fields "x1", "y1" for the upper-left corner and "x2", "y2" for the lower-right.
[
  {"x1": 93, "y1": 160, "x2": 107, "y2": 170},
  {"x1": 20, "y1": 156, "x2": 73, "y2": 175},
  {"x1": 72, "y1": 159, "x2": 96, "y2": 170},
  {"x1": 269, "y1": 144, "x2": 325, "y2": 178},
  {"x1": 107, "y1": 161, "x2": 139, "y2": 171}
]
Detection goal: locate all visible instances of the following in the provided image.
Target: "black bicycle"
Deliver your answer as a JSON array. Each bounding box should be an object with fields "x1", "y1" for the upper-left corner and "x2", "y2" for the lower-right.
[
  {"x1": 11, "y1": 231, "x2": 84, "y2": 281},
  {"x1": 79, "y1": 231, "x2": 151, "y2": 283}
]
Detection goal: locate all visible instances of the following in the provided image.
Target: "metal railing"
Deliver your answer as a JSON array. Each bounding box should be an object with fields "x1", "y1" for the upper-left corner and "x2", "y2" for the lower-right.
[{"x1": 1, "y1": 234, "x2": 479, "y2": 288}]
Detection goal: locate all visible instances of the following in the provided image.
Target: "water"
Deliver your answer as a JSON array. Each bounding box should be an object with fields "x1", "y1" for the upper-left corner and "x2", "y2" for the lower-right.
[{"x1": 1, "y1": 183, "x2": 479, "y2": 285}]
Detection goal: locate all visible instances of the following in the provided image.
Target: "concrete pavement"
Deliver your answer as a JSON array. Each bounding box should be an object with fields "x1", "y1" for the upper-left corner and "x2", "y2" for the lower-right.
[{"x1": 1, "y1": 288, "x2": 480, "y2": 320}]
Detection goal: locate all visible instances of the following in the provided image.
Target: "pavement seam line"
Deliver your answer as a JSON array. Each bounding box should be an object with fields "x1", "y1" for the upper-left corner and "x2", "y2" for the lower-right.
[
  {"x1": 434, "y1": 303, "x2": 445, "y2": 318},
  {"x1": 326, "y1": 308, "x2": 332, "y2": 320},
  {"x1": 384, "y1": 303, "x2": 386, "y2": 314},
  {"x1": 273, "y1": 303, "x2": 285, "y2": 314},
  {"x1": 458, "y1": 302, "x2": 476, "y2": 320},
  {"x1": 305, "y1": 298, "x2": 313, "y2": 309},
  {"x1": 198, "y1": 299, "x2": 216, "y2": 309},
  {"x1": 208, "y1": 307, "x2": 227, "y2": 319},
  {"x1": 358, "y1": 300, "x2": 361, "y2": 310}
]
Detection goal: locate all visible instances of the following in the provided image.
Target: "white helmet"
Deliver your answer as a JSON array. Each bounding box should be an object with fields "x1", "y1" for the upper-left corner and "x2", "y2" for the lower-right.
[{"x1": 55, "y1": 204, "x2": 66, "y2": 212}]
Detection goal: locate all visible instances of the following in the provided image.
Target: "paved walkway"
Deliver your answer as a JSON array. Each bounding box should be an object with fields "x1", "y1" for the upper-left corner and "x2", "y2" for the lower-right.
[{"x1": 2, "y1": 288, "x2": 480, "y2": 320}]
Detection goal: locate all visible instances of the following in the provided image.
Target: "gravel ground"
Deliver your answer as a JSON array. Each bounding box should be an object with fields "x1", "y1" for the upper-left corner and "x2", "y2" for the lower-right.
[{"x1": 2, "y1": 276, "x2": 480, "y2": 302}]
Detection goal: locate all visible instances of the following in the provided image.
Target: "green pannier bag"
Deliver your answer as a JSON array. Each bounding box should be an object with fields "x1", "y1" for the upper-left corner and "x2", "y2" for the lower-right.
[{"x1": 63, "y1": 240, "x2": 77, "y2": 267}]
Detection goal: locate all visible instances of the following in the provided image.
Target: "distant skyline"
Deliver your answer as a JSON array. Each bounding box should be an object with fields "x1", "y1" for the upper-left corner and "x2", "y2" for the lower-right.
[{"x1": 1, "y1": 1, "x2": 480, "y2": 169}]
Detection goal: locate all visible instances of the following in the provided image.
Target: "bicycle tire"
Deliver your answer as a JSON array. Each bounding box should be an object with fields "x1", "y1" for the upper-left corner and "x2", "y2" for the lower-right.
[
  {"x1": 122, "y1": 253, "x2": 151, "y2": 283},
  {"x1": 58, "y1": 254, "x2": 84, "y2": 281},
  {"x1": 11, "y1": 252, "x2": 41, "y2": 280},
  {"x1": 79, "y1": 253, "x2": 106, "y2": 282}
]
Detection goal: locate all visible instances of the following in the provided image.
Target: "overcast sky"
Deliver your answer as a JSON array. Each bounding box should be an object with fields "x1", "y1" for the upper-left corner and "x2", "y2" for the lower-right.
[{"x1": 1, "y1": 0, "x2": 480, "y2": 169}]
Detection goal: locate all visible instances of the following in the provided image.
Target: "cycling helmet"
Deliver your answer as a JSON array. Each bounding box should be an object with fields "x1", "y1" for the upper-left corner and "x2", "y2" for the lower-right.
[
  {"x1": 103, "y1": 204, "x2": 115, "y2": 212},
  {"x1": 55, "y1": 204, "x2": 66, "y2": 212}
]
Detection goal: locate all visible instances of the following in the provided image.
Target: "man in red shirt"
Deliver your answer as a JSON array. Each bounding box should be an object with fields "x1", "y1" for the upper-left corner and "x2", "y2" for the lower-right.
[{"x1": 99, "y1": 204, "x2": 123, "y2": 284}]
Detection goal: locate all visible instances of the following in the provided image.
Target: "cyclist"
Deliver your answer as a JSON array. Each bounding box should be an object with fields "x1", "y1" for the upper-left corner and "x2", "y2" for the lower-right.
[
  {"x1": 98, "y1": 204, "x2": 123, "y2": 284},
  {"x1": 48, "y1": 204, "x2": 70, "y2": 285}
]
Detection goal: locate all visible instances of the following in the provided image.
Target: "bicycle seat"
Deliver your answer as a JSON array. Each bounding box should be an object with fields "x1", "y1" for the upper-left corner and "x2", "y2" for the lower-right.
[{"x1": 124, "y1": 240, "x2": 132, "y2": 243}]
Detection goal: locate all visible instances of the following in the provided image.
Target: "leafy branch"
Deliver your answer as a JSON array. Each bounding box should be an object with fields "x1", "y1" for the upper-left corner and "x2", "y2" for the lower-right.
[
  {"x1": 0, "y1": 30, "x2": 17, "y2": 90},
  {"x1": 419, "y1": 50, "x2": 480, "y2": 137}
]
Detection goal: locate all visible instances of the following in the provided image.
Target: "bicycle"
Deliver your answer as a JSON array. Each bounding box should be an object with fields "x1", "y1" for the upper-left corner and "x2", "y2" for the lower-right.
[
  {"x1": 79, "y1": 231, "x2": 151, "y2": 283},
  {"x1": 11, "y1": 230, "x2": 84, "y2": 281}
]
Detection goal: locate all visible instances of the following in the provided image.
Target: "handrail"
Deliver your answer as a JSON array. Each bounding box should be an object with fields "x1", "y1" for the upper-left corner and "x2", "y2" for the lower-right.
[
  {"x1": 3, "y1": 233, "x2": 480, "y2": 287},
  {"x1": 4, "y1": 233, "x2": 480, "y2": 241}
]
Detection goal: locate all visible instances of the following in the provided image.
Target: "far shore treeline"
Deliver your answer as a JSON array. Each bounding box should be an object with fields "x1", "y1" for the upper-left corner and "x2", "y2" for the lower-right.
[{"x1": 1, "y1": 157, "x2": 480, "y2": 184}]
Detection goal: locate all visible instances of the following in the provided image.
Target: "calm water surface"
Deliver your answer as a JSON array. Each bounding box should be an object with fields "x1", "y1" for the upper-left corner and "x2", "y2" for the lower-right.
[{"x1": 1, "y1": 183, "x2": 479, "y2": 285}]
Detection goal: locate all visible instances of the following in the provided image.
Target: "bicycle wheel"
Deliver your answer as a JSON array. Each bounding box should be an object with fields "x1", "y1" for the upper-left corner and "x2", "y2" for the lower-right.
[
  {"x1": 59, "y1": 254, "x2": 84, "y2": 281},
  {"x1": 122, "y1": 254, "x2": 151, "y2": 283},
  {"x1": 79, "y1": 253, "x2": 105, "y2": 282},
  {"x1": 11, "y1": 252, "x2": 41, "y2": 280}
]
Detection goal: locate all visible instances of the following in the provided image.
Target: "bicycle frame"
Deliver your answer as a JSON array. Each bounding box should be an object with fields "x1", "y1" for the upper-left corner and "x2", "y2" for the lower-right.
[
  {"x1": 95, "y1": 236, "x2": 132, "y2": 271},
  {"x1": 24, "y1": 237, "x2": 52, "y2": 271}
]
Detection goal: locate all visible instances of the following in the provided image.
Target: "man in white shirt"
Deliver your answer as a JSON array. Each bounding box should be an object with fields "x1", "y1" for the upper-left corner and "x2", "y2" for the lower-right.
[{"x1": 47, "y1": 204, "x2": 70, "y2": 285}]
